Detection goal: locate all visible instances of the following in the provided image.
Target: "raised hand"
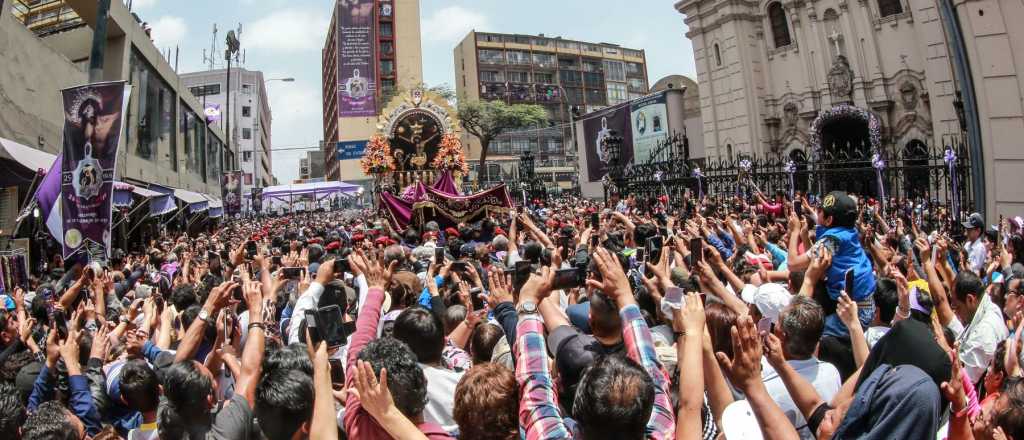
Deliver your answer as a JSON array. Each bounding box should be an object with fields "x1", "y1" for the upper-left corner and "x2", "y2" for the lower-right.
[
  {"x1": 349, "y1": 359, "x2": 397, "y2": 422},
  {"x1": 672, "y1": 292, "x2": 705, "y2": 337},
  {"x1": 487, "y1": 268, "x2": 513, "y2": 308},
  {"x1": 584, "y1": 247, "x2": 632, "y2": 305},
  {"x1": 836, "y1": 293, "x2": 860, "y2": 329},
  {"x1": 715, "y1": 316, "x2": 764, "y2": 393}
]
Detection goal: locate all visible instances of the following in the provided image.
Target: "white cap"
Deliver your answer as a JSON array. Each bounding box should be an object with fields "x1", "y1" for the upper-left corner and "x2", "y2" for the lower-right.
[
  {"x1": 753, "y1": 283, "x2": 792, "y2": 324},
  {"x1": 722, "y1": 400, "x2": 764, "y2": 440}
]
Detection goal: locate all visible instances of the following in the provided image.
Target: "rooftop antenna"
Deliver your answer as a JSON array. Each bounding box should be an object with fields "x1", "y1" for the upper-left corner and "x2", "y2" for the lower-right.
[{"x1": 202, "y1": 23, "x2": 219, "y2": 70}]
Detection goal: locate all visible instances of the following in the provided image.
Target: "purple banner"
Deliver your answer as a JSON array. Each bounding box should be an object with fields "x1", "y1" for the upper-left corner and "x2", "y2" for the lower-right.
[
  {"x1": 336, "y1": 0, "x2": 377, "y2": 117},
  {"x1": 223, "y1": 170, "x2": 242, "y2": 215},
  {"x1": 582, "y1": 104, "x2": 634, "y2": 181},
  {"x1": 204, "y1": 103, "x2": 222, "y2": 124},
  {"x1": 60, "y1": 81, "x2": 128, "y2": 259}
]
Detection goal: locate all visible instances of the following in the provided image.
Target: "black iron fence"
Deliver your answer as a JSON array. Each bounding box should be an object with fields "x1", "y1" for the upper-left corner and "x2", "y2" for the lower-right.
[{"x1": 616, "y1": 133, "x2": 975, "y2": 220}]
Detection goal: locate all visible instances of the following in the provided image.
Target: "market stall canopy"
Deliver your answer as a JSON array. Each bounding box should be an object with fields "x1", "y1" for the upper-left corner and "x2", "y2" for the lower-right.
[
  {"x1": 0, "y1": 136, "x2": 55, "y2": 174},
  {"x1": 260, "y1": 181, "x2": 363, "y2": 200}
]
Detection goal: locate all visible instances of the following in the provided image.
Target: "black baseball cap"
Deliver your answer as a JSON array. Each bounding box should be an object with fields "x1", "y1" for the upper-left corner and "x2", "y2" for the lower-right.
[
  {"x1": 962, "y1": 212, "x2": 984, "y2": 230},
  {"x1": 821, "y1": 191, "x2": 858, "y2": 225}
]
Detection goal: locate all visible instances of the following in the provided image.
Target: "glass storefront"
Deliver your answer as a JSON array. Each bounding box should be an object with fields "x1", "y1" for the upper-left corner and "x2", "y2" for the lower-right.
[{"x1": 128, "y1": 48, "x2": 176, "y2": 169}]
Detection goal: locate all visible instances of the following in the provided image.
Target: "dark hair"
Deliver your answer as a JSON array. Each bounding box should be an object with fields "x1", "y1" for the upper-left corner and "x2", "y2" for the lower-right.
[
  {"x1": 393, "y1": 307, "x2": 444, "y2": 364},
  {"x1": 469, "y1": 323, "x2": 504, "y2": 365},
  {"x1": 161, "y1": 361, "x2": 213, "y2": 423},
  {"x1": 357, "y1": 337, "x2": 428, "y2": 418},
  {"x1": 0, "y1": 382, "x2": 26, "y2": 439},
  {"x1": 705, "y1": 302, "x2": 739, "y2": 359},
  {"x1": 255, "y1": 368, "x2": 314, "y2": 440},
  {"x1": 170, "y1": 284, "x2": 198, "y2": 312},
  {"x1": 588, "y1": 292, "x2": 623, "y2": 339},
  {"x1": 443, "y1": 305, "x2": 467, "y2": 335},
  {"x1": 995, "y1": 378, "x2": 1024, "y2": 440},
  {"x1": 779, "y1": 296, "x2": 825, "y2": 359},
  {"x1": 453, "y1": 363, "x2": 518, "y2": 440},
  {"x1": 572, "y1": 354, "x2": 655, "y2": 440},
  {"x1": 954, "y1": 271, "x2": 983, "y2": 303},
  {"x1": 263, "y1": 344, "x2": 314, "y2": 376},
  {"x1": 306, "y1": 244, "x2": 325, "y2": 264},
  {"x1": 22, "y1": 401, "x2": 76, "y2": 440},
  {"x1": 874, "y1": 278, "x2": 899, "y2": 323},
  {"x1": 634, "y1": 223, "x2": 657, "y2": 246},
  {"x1": 120, "y1": 359, "x2": 160, "y2": 413}
]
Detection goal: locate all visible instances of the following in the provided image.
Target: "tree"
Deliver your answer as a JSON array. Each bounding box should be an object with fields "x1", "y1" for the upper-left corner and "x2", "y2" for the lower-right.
[{"x1": 458, "y1": 100, "x2": 548, "y2": 183}]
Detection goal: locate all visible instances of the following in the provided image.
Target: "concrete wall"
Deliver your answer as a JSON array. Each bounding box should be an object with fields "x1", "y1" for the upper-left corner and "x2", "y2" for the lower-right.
[{"x1": 0, "y1": 7, "x2": 87, "y2": 154}]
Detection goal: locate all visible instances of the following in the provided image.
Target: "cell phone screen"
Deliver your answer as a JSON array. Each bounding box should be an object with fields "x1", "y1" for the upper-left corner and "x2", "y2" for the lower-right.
[
  {"x1": 328, "y1": 359, "x2": 345, "y2": 387},
  {"x1": 305, "y1": 310, "x2": 322, "y2": 346},
  {"x1": 845, "y1": 269, "x2": 855, "y2": 297},
  {"x1": 560, "y1": 235, "x2": 570, "y2": 261},
  {"x1": 272, "y1": 256, "x2": 282, "y2": 266},
  {"x1": 591, "y1": 212, "x2": 600, "y2": 230},
  {"x1": 689, "y1": 238, "x2": 703, "y2": 263},
  {"x1": 794, "y1": 201, "x2": 803, "y2": 217},
  {"x1": 470, "y1": 287, "x2": 485, "y2": 311},
  {"x1": 635, "y1": 247, "x2": 645, "y2": 264},
  {"x1": 334, "y1": 258, "x2": 350, "y2": 274},
  {"x1": 53, "y1": 309, "x2": 69, "y2": 340},
  {"x1": 282, "y1": 267, "x2": 303, "y2": 279},
  {"x1": 647, "y1": 236, "x2": 664, "y2": 263},
  {"x1": 435, "y1": 247, "x2": 444, "y2": 264},
  {"x1": 246, "y1": 241, "x2": 257, "y2": 258},
  {"x1": 551, "y1": 268, "x2": 583, "y2": 291},
  {"x1": 317, "y1": 305, "x2": 346, "y2": 348}
]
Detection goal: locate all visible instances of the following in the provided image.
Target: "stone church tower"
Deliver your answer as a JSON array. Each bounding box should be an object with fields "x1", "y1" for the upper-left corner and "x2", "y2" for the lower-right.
[{"x1": 675, "y1": 0, "x2": 963, "y2": 163}]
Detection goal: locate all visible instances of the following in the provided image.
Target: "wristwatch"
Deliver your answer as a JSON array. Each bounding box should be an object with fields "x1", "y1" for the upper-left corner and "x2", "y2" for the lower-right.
[
  {"x1": 198, "y1": 308, "x2": 215, "y2": 326},
  {"x1": 517, "y1": 301, "x2": 539, "y2": 315}
]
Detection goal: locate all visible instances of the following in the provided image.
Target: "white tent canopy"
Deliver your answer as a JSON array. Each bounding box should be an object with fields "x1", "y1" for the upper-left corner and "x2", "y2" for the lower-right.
[{"x1": 260, "y1": 181, "x2": 363, "y2": 201}]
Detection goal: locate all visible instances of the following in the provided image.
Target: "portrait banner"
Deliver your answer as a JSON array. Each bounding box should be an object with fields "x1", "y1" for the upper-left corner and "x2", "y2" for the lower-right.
[
  {"x1": 222, "y1": 171, "x2": 243, "y2": 215},
  {"x1": 582, "y1": 104, "x2": 634, "y2": 181},
  {"x1": 60, "y1": 81, "x2": 130, "y2": 259},
  {"x1": 630, "y1": 92, "x2": 668, "y2": 163},
  {"x1": 337, "y1": 0, "x2": 378, "y2": 117}
]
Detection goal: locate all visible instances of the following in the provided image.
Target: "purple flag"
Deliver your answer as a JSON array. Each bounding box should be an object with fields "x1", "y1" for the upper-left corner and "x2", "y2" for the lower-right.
[
  {"x1": 204, "y1": 103, "x2": 222, "y2": 124},
  {"x1": 33, "y1": 153, "x2": 63, "y2": 243}
]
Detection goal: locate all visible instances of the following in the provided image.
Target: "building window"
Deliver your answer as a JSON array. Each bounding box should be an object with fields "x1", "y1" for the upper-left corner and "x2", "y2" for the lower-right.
[
  {"x1": 557, "y1": 40, "x2": 579, "y2": 50},
  {"x1": 532, "y1": 53, "x2": 556, "y2": 68},
  {"x1": 586, "y1": 88, "x2": 607, "y2": 105},
  {"x1": 564, "y1": 87, "x2": 583, "y2": 105},
  {"x1": 606, "y1": 83, "x2": 627, "y2": 104},
  {"x1": 381, "y1": 79, "x2": 395, "y2": 95},
  {"x1": 380, "y1": 2, "x2": 393, "y2": 17},
  {"x1": 714, "y1": 44, "x2": 722, "y2": 66},
  {"x1": 626, "y1": 62, "x2": 643, "y2": 76},
  {"x1": 628, "y1": 78, "x2": 645, "y2": 91},
  {"x1": 242, "y1": 128, "x2": 252, "y2": 140},
  {"x1": 558, "y1": 57, "x2": 577, "y2": 69},
  {"x1": 508, "y1": 71, "x2": 529, "y2": 83},
  {"x1": 244, "y1": 173, "x2": 253, "y2": 185},
  {"x1": 381, "y1": 41, "x2": 394, "y2": 55},
  {"x1": 768, "y1": 3, "x2": 792, "y2": 48},
  {"x1": 381, "y1": 60, "x2": 394, "y2": 76},
  {"x1": 189, "y1": 84, "x2": 221, "y2": 97},
  {"x1": 533, "y1": 72, "x2": 554, "y2": 84},
  {"x1": 242, "y1": 106, "x2": 251, "y2": 117},
  {"x1": 603, "y1": 60, "x2": 626, "y2": 81},
  {"x1": 532, "y1": 37, "x2": 550, "y2": 47},
  {"x1": 583, "y1": 72, "x2": 603, "y2": 87},
  {"x1": 878, "y1": 0, "x2": 903, "y2": 17},
  {"x1": 129, "y1": 49, "x2": 175, "y2": 164},
  {"x1": 515, "y1": 36, "x2": 532, "y2": 44},
  {"x1": 581, "y1": 60, "x2": 601, "y2": 72},
  {"x1": 241, "y1": 84, "x2": 252, "y2": 94},
  {"x1": 243, "y1": 151, "x2": 253, "y2": 162},
  {"x1": 623, "y1": 49, "x2": 643, "y2": 58},
  {"x1": 480, "y1": 70, "x2": 505, "y2": 82},
  {"x1": 180, "y1": 103, "x2": 200, "y2": 174},
  {"x1": 478, "y1": 49, "x2": 505, "y2": 64},
  {"x1": 506, "y1": 50, "x2": 531, "y2": 65},
  {"x1": 580, "y1": 43, "x2": 599, "y2": 52},
  {"x1": 603, "y1": 47, "x2": 620, "y2": 55},
  {"x1": 479, "y1": 33, "x2": 502, "y2": 43},
  {"x1": 380, "y1": 22, "x2": 393, "y2": 37},
  {"x1": 559, "y1": 70, "x2": 582, "y2": 85}
]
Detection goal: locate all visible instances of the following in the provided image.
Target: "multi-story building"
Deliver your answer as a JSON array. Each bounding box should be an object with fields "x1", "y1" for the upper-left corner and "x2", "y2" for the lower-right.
[
  {"x1": 454, "y1": 31, "x2": 649, "y2": 191},
  {"x1": 299, "y1": 148, "x2": 325, "y2": 182},
  {"x1": 320, "y1": 0, "x2": 422, "y2": 186},
  {"x1": 181, "y1": 68, "x2": 274, "y2": 212},
  {"x1": 9, "y1": 0, "x2": 83, "y2": 36},
  {"x1": 1, "y1": 0, "x2": 229, "y2": 199}
]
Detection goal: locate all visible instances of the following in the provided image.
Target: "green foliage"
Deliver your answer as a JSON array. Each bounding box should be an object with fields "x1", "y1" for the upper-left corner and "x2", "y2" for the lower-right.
[{"x1": 458, "y1": 100, "x2": 548, "y2": 181}]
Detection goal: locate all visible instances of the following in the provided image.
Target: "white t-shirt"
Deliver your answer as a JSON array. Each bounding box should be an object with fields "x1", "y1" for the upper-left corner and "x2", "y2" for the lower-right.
[
  {"x1": 952, "y1": 294, "x2": 1009, "y2": 383},
  {"x1": 761, "y1": 357, "x2": 842, "y2": 440},
  {"x1": 420, "y1": 363, "x2": 464, "y2": 433}
]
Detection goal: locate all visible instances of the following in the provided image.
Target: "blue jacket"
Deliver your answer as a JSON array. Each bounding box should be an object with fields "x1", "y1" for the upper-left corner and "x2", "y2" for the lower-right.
[
  {"x1": 816, "y1": 225, "x2": 876, "y2": 300},
  {"x1": 28, "y1": 365, "x2": 102, "y2": 436}
]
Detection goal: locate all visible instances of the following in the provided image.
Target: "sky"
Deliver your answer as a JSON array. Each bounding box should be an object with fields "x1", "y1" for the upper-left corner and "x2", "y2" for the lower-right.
[{"x1": 133, "y1": 0, "x2": 696, "y2": 183}]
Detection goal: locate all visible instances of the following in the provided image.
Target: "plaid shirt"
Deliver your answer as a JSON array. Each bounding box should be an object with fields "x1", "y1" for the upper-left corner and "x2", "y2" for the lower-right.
[{"x1": 515, "y1": 303, "x2": 675, "y2": 440}]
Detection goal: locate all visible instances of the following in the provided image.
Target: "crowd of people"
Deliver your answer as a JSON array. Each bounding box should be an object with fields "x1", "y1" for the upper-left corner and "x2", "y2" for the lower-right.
[{"x1": 0, "y1": 187, "x2": 1021, "y2": 440}]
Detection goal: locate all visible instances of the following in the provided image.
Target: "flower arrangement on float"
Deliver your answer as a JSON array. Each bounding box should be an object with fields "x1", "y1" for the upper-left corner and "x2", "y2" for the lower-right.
[
  {"x1": 431, "y1": 133, "x2": 470, "y2": 175},
  {"x1": 360, "y1": 135, "x2": 396, "y2": 175}
]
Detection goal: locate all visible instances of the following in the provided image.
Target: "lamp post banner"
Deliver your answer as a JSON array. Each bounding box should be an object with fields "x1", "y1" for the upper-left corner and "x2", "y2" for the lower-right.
[
  {"x1": 582, "y1": 104, "x2": 634, "y2": 182},
  {"x1": 223, "y1": 171, "x2": 243, "y2": 215},
  {"x1": 336, "y1": 0, "x2": 378, "y2": 117},
  {"x1": 60, "y1": 81, "x2": 130, "y2": 260}
]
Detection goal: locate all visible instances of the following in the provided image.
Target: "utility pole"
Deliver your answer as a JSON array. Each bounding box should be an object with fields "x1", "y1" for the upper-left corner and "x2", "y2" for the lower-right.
[
  {"x1": 224, "y1": 29, "x2": 241, "y2": 178},
  {"x1": 88, "y1": 0, "x2": 113, "y2": 82}
]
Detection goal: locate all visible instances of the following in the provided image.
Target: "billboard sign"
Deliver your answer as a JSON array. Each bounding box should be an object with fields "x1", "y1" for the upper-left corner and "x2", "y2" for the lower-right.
[
  {"x1": 630, "y1": 92, "x2": 669, "y2": 163},
  {"x1": 336, "y1": 0, "x2": 378, "y2": 117},
  {"x1": 581, "y1": 104, "x2": 634, "y2": 181}
]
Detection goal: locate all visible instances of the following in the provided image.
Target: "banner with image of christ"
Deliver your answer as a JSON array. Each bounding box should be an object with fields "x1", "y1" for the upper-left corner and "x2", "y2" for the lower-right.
[
  {"x1": 222, "y1": 171, "x2": 243, "y2": 215},
  {"x1": 582, "y1": 104, "x2": 634, "y2": 182},
  {"x1": 60, "y1": 81, "x2": 130, "y2": 259},
  {"x1": 336, "y1": 0, "x2": 378, "y2": 117}
]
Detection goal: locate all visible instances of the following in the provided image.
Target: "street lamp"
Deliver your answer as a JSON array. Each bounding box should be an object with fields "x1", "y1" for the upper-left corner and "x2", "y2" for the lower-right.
[{"x1": 265, "y1": 77, "x2": 296, "y2": 83}]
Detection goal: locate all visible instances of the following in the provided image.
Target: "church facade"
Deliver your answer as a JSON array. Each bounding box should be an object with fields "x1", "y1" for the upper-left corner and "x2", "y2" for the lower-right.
[{"x1": 675, "y1": 0, "x2": 1024, "y2": 218}]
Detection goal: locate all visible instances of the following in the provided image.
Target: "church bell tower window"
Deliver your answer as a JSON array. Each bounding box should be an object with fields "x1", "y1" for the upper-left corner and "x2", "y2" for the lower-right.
[{"x1": 768, "y1": 2, "x2": 792, "y2": 48}]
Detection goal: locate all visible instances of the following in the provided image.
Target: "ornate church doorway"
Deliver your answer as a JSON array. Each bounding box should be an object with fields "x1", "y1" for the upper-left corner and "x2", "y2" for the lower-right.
[{"x1": 809, "y1": 105, "x2": 882, "y2": 197}]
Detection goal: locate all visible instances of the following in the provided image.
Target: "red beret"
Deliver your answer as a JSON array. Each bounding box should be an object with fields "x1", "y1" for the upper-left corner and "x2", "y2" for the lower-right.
[
  {"x1": 422, "y1": 231, "x2": 438, "y2": 240},
  {"x1": 494, "y1": 227, "x2": 506, "y2": 236},
  {"x1": 308, "y1": 238, "x2": 322, "y2": 245},
  {"x1": 445, "y1": 227, "x2": 460, "y2": 238},
  {"x1": 658, "y1": 195, "x2": 669, "y2": 203},
  {"x1": 325, "y1": 241, "x2": 341, "y2": 251},
  {"x1": 374, "y1": 236, "x2": 392, "y2": 246},
  {"x1": 352, "y1": 233, "x2": 365, "y2": 242}
]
